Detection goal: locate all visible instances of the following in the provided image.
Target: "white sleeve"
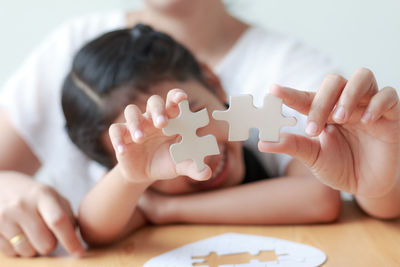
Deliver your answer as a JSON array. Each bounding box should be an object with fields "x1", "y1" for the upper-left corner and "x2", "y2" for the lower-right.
[
  {"x1": 0, "y1": 21, "x2": 79, "y2": 163},
  {"x1": 275, "y1": 40, "x2": 342, "y2": 92},
  {"x1": 0, "y1": 13, "x2": 124, "y2": 212},
  {"x1": 0, "y1": 12, "x2": 125, "y2": 164}
]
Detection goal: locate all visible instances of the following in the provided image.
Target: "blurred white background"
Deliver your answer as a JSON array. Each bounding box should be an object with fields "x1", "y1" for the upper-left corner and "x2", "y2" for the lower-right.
[{"x1": 0, "y1": 0, "x2": 399, "y2": 90}]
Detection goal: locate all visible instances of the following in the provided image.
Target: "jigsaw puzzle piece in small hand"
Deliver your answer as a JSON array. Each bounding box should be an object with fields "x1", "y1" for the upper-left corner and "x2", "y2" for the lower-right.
[{"x1": 163, "y1": 100, "x2": 220, "y2": 171}]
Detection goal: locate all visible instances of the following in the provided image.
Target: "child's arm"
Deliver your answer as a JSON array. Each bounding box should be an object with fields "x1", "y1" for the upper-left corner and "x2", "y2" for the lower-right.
[
  {"x1": 78, "y1": 165, "x2": 151, "y2": 245},
  {"x1": 78, "y1": 89, "x2": 210, "y2": 245},
  {"x1": 138, "y1": 159, "x2": 341, "y2": 225},
  {"x1": 259, "y1": 68, "x2": 400, "y2": 219}
]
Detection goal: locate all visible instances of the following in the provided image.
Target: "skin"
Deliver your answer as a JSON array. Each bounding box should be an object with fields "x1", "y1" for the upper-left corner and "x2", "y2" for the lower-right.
[
  {"x1": 127, "y1": 0, "x2": 249, "y2": 68},
  {"x1": 0, "y1": 114, "x2": 84, "y2": 257},
  {"x1": 1, "y1": 0, "x2": 398, "y2": 258},
  {"x1": 78, "y1": 72, "x2": 341, "y2": 246},
  {"x1": 259, "y1": 68, "x2": 400, "y2": 218}
]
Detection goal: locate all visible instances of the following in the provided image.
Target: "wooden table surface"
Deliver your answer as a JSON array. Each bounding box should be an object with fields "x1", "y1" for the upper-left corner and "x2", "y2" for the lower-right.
[{"x1": 1, "y1": 200, "x2": 400, "y2": 267}]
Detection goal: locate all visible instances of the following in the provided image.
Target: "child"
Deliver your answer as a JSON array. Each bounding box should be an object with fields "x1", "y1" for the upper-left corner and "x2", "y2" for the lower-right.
[
  {"x1": 62, "y1": 24, "x2": 341, "y2": 245},
  {"x1": 1, "y1": 1, "x2": 398, "y2": 258}
]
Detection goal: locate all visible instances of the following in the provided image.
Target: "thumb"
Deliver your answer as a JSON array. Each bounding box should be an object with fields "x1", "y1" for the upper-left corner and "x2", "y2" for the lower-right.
[
  {"x1": 258, "y1": 132, "x2": 321, "y2": 168},
  {"x1": 175, "y1": 160, "x2": 212, "y2": 181},
  {"x1": 269, "y1": 84, "x2": 315, "y2": 116}
]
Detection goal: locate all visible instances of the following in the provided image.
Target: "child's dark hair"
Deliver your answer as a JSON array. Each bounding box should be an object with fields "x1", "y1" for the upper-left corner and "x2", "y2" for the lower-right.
[{"x1": 62, "y1": 24, "x2": 211, "y2": 169}]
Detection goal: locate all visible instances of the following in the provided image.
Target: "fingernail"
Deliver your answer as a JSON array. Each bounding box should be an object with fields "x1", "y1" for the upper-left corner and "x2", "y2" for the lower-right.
[
  {"x1": 175, "y1": 92, "x2": 187, "y2": 100},
  {"x1": 271, "y1": 83, "x2": 282, "y2": 92},
  {"x1": 333, "y1": 106, "x2": 346, "y2": 122},
  {"x1": 361, "y1": 111, "x2": 372, "y2": 123},
  {"x1": 134, "y1": 130, "x2": 144, "y2": 141},
  {"x1": 72, "y1": 250, "x2": 84, "y2": 258},
  {"x1": 156, "y1": 116, "x2": 167, "y2": 127},
  {"x1": 117, "y1": 145, "x2": 125, "y2": 154},
  {"x1": 306, "y1": 121, "x2": 319, "y2": 136}
]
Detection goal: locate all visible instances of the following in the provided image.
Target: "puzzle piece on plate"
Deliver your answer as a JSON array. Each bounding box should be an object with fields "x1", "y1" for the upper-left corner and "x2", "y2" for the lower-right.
[
  {"x1": 212, "y1": 94, "x2": 297, "y2": 142},
  {"x1": 162, "y1": 100, "x2": 220, "y2": 171},
  {"x1": 143, "y1": 233, "x2": 327, "y2": 267},
  {"x1": 192, "y1": 250, "x2": 278, "y2": 267}
]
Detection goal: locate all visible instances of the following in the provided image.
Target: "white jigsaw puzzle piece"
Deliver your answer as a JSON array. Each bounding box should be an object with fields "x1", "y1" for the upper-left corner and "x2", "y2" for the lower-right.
[
  {"x1": 212, "y1": 94, "x2": 297, "y2": 142},
  {"x1": 163, "y1": 100, "x2": 220, "y2": 171}
]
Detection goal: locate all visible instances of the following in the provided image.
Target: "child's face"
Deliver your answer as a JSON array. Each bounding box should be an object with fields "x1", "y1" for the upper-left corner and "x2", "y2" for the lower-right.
[{"x1": 103, "y1": 79, "x2": 245, "y2": 194}]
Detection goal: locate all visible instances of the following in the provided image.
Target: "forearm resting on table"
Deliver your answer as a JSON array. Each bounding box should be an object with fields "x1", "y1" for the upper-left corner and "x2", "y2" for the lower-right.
[
  {"x1": 169, "y1": 175, "x2": 341, "y2": 225},
  {"x1": 78, "y1": 165, "x2": 151, "y2": 245},
  {"x1": 356, "y1": 176, "x2": 400, "y2": 219}
]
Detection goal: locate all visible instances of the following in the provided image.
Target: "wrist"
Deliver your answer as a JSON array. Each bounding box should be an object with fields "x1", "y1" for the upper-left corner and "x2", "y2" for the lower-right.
[
  {"x1": 142, "y1": 192, "x2": 181, "y2": 225},
  {"x1": 114, "y1": 164, "x2": 154, "y2": 188},
  {"x1": 355, "y1": 175, "x2": 400, "y2": 219}
]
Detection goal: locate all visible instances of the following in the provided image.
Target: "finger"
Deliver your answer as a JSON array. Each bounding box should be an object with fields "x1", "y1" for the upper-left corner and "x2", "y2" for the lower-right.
[
  {"x1": 269, "y1": 84, "x2": 315, "y2": 115},
  {"x1": 175, "y1": 160, "x2": 212, "y2": 181},
  {"x1": 0, "y1": 234, "x2": 17, "y2": 257},
  {"x1": 109, "y1": 123, "x2": 132, "y2": 154},
  {"x1": 37, "y1": 195, "x2": 84, "y2": 257},
  {"x1": 306, "y1": 74, "x2": 347, "y2": 136},
  {"x1": 15, "y1": 209, "x2": 56, "y2": 255},
  {"x1": 166, "y1": 89, "x2": 188, "y2": 118},
  {"x1": 124, "y1": 104, "x2": 146, "y2": 143},
  {"x1": 258, "y1": 132, "x2": 321, "y2": 168},
  {"x1": 58, "y1": 196, "x2": 77, "y2": 227},
  {"x1": 146, "y1": 95, "x2": 168, "y2": 128},
  {"x1": 361, "y1": 86, "x2": 400, "y2": 124},
  {"x1": 333, "y1": 68, "x2": 378, "y2": 124},
  {"x1": 1, "y1": 224, "x2": 36, "y2": 257}
]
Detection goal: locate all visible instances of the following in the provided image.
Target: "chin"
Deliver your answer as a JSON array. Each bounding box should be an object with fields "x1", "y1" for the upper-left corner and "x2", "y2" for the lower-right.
[
  {"x1": 151, "y1": 143, "x2": 244, "y2": 194},
  {"x1": 146, "y1": 0, "x2": 193, "y2": 12},
  {"x1": 146, "y1": 0, "x2": 197, "y2": 15},
  {"x1": 189, "y1": 143, "x2": 244, "y2": 191}
]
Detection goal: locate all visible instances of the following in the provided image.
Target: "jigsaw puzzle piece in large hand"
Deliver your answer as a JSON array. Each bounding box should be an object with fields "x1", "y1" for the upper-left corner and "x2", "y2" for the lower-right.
[{"x1": 212, "y1": 94, "x2": 297, "y2": 142}]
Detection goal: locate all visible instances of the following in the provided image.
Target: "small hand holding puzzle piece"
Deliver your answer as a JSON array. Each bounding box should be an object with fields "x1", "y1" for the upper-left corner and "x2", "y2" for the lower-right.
[{"x1": 163, "y1": 94, "x2": 297, "y2": 171}]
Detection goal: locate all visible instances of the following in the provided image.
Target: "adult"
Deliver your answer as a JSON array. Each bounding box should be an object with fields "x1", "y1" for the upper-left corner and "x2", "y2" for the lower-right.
[{"x1": 0, "y1": 0, "x2": 397, "y2": 258}]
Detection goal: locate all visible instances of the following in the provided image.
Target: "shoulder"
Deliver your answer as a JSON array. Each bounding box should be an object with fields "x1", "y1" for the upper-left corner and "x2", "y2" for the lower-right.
[
  {"x1": 247, "y1": 27, "x2": 340, "y2": 90},
  {"x1": 41, "y1": 11, "x2": 126, "y2": 53},
  {"x1": 62, "y1": 11, "x2": 126, "y2": 36},
  {"x1": 1, "y1": 11, "x2": 126, "y2": 96},
  {"x1": 242, "y1": 26, "x2": 337, "y2": 73},
  {"x1": 0, "y1": 11, "x2": 126, "y2": 166},
  {"x1": 216, "y1": 26, "x2": 340, "y2": 95}
]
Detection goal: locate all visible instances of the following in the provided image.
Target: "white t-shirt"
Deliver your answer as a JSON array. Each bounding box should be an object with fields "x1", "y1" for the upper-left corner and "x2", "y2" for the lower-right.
[{"x1": 0, "y1": 11, "x2": 339, "y2": 212}]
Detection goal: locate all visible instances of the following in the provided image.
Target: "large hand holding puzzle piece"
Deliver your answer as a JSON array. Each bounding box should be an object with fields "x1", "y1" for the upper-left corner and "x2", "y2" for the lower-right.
[
  {"x1": 162, "y1": 100, "x2": 220, "y2": 171},
  {"x1": 213, "y1": 95, "x2": 297, "y2": 142}
]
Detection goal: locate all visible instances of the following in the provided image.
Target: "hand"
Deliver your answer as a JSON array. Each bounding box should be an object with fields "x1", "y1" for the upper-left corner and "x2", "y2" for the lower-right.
[
  {"x1": 0, "y1": 174, "x2": 84, "y2": 257},
  {"x1": 108, "y1": 89, "x2": 211, "y2": 184},
  {"x1": 259, "y1": 68, "x2": 400, "y2": 198},
  {"x1": 137, "y1": 190, "x2": 176, "y2": 225}
]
